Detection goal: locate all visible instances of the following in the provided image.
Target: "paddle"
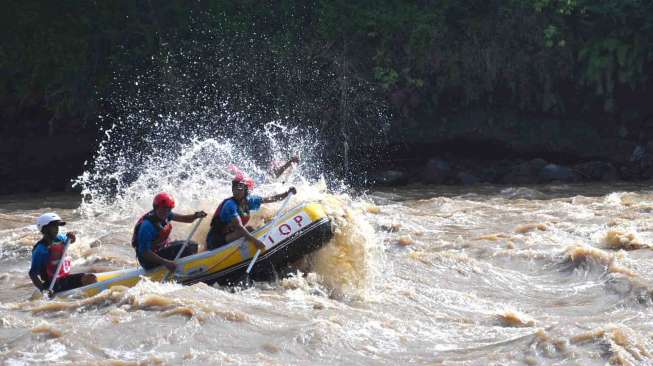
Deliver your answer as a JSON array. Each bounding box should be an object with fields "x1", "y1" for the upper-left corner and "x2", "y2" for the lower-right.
[
  {"x1": 242, "y1": 190, "x2": 294, "y2": 285},
  {"x1": 163, "y1": 217, "x2": 204, "y2": 281},
  {"x1": 46, "y1": 237, "x2": 71, "y2": 298}
]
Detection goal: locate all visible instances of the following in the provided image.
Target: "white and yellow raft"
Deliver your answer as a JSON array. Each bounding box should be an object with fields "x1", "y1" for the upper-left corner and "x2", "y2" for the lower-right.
[{"x1": 58, "y1": 202, "x2": 332, "y2": 298}]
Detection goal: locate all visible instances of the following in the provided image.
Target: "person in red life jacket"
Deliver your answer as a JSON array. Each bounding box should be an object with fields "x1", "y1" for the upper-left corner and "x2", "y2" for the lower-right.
[
  {"x1": 29, "y1": 212, "x2": 97, "y2": 294},
  {"x1": 133, "y1": 192, "x2": 207, "y2": 271},
  {"x1": 206, "y1": 174, "x2": 296, "y2": 250}
]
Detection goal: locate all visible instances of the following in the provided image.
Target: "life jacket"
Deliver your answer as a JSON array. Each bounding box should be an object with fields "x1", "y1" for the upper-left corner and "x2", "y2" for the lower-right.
[
  {"x1": 131, "y1": 211, "x2": 172, "y2": 254},
  {"x1": 33, "y1": 238, "x2": 71, "y2": 281},
  {"x1": 209, "y1": 197, "x2": 250, "y2": 236}
]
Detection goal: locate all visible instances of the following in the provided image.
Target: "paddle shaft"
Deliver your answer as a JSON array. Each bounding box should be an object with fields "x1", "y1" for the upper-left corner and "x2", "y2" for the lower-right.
[
  {"x1": 162, "y1": 217, "x2": 204, "y2": 281},
  {"x1": 246, "y1": 191, "x2": 294, "y2": 274},
  {"x1": 173, "y1": 217, "x2": 204, "y2": 261},
  {"x1": 47, "y1": 237, "x2": 71, "y2": 294}
]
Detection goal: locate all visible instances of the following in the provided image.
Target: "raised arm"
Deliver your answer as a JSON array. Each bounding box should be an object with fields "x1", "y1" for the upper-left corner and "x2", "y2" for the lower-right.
[{"x1": 272, "y1": 156, "x2": 299, "y2": 178}]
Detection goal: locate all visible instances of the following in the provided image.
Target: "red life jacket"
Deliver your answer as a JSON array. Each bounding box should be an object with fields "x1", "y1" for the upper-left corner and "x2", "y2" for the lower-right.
[
  {"x1": 45, "y1": 239, "x2": 71, "y2": 280},
  {"x1": 131, "y1": 211, "x2": 173, "y2": 253},
  {"x1": 209, "y1": 197, "x2": 250, "y2": 236}
]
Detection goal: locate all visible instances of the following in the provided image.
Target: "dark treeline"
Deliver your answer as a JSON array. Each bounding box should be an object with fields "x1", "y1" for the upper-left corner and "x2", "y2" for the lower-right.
[{"x1": 1, "y1": 1, "x2": 653, "y2": 193}]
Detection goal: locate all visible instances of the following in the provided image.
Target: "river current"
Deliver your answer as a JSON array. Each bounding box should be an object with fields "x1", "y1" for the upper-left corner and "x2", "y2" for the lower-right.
[{"x1": 2, "y1": 180, "x2": 653, "y2": 365}]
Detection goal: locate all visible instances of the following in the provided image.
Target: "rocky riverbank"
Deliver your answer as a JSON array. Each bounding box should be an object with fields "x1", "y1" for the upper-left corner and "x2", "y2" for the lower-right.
[
  {"x1": 2, "y1": 113, "x2": 653, "y2": 194},
  {"x1": 369, "y1": 109, "x2": 653, "y2": 187},
  {"x1": 370, "y1": 153, "x2": 653, "y2": 187},
  {"x1": 0, "y1": 133, "x2": 97, "y2": 195}
]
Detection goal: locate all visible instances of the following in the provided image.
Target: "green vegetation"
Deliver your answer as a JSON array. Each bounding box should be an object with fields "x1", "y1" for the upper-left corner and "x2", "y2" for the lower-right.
[{"x1": 1, "y1": 1, "x2": 652, "y2": 135}]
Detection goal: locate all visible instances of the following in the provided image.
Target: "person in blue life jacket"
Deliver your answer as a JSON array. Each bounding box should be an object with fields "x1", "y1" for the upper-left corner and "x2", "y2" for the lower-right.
[
  {"x1": 206, "y1": 174, "x2": 296, "y2": 250},
  {"x1": 132, "y1": 192, "x2": 207, "y2": 271},
  {"x1": 29, "y1": 212, "x2": 97, "y2": 295}
]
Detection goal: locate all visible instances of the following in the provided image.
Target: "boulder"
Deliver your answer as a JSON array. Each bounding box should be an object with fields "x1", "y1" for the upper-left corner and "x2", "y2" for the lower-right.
[
  {"x1": 573, "y1": 161, "x2": 619, "y2": 182},
  {"x1": 457, "y1": 172, "x2": 480, "y2": 185},
  {"x1": 538, "y1": 163, "x2": 579, "y2": 182},
  {"x1": 421, "y1": 158, "x2": 451, "y2": 184},
  {"x1": 501, "y1": 158, "x2": 548, "y2": 184}
]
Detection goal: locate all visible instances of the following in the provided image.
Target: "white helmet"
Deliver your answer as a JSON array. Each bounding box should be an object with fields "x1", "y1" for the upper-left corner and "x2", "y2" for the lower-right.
[{"x1": 36, "y1": 212, "x2": 66, "y2": 231}]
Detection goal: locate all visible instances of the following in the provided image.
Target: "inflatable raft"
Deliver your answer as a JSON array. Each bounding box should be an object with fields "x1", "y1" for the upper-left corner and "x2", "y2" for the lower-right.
[{"x1": 57, "y1": 202, "x2": 332, "y2": 298}]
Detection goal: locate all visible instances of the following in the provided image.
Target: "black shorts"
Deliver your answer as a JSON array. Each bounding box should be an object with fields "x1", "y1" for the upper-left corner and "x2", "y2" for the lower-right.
[
  {"x1": 206, "y1": 230, "x2": 226, "y2": 250},
  {"x1": 49, "y1": 273, "x2": 86, "y2": 293},
  {"x1": 138, "y1": 240, "x2": 198, "y2": 270}
]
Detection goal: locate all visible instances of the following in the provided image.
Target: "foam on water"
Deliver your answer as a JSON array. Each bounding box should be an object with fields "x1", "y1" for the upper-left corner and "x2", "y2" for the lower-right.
[
  {"x1": 307, "y1": 193, "x2": 384, "y2": 300},
  {"x1": 69, "y1": 101, "x2": 384, "y2": 299},
  {"x1": 6, "y1": 182, "x2": 653, "y2": 364},
  {"x1": 5, "y1": 78, "x2": 653, "y2": 366}
]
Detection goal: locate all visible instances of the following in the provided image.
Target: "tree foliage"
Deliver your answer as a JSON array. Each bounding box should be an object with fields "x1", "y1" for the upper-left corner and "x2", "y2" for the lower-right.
[{"x1": 1, "y1": 0, "x2": 652, "y2": 136}]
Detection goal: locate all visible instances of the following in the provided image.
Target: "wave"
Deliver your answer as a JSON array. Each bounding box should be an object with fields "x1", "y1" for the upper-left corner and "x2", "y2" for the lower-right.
[
  {"x1": 559, "y1": 246, "x2": 636, "y2": 277},
  {"x1": 500, "y1": 187, "x2": 545, "y2": 199},
  {"x1": 496, "y1": 309, "x2": 537, "y2": 327},
  {"x1": 570, "y1": 325, "x2": 653, "y2": 365},
  {"x1": 602, "y1": 231, "x2": 649, "y2": 250}
]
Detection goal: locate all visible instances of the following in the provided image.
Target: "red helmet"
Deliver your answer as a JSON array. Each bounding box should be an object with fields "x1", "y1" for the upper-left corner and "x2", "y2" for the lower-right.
[
  {"x1": 229, "y1": 164, "x2": 255, "y2": 190},
  {"x1": 232, "y1": 175, "x2": 255, "y2": 190},
  {"x1": 153, "y1": 192, "x2": 175, "y2": 208}
]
